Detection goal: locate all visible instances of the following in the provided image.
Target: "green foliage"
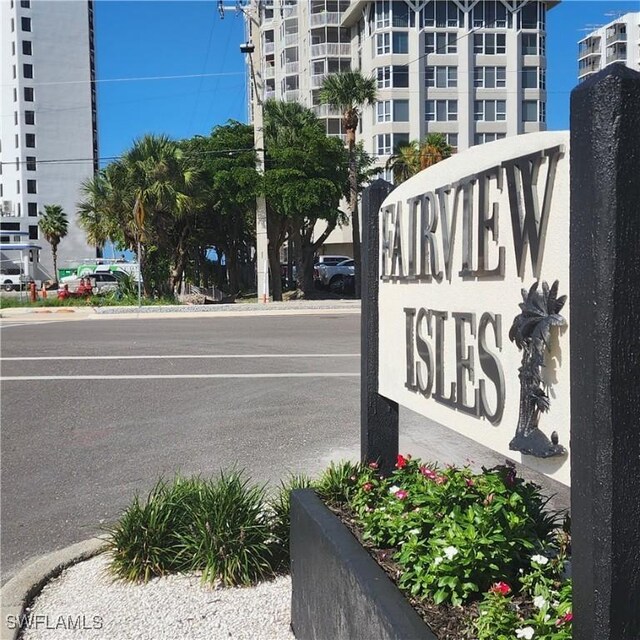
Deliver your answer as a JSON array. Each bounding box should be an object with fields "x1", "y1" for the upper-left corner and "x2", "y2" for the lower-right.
[
  {"x1": 38, "y1": 204, "x2": 69, "y2": 279},
  {"x1": 268, "y1": 473, "x2": 315, "y2": 570},
  {"x1": 348, "y1": 457, "x2": 561, "y2": 606},
  {"x1": 315, "y1": 460, "x2": 361, "y2": 506},
  {"x1": 106, "y1": 472, "x2": 278, "y2": 587}
]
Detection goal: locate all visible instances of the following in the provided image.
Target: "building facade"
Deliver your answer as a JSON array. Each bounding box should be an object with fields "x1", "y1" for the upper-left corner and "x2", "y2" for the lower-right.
[
  {"x1": 0, "y1": 0, "x2": 98, "y2": 281},
  {"x1": 249, "y1": 0, "x2": 556, "y2": 254},
  {"x1": 578, "y1": 12, "x2": 639, "y2": 82}
]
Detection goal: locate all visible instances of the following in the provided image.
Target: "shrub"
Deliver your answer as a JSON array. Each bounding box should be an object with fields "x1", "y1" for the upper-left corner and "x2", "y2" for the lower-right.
[{"x1": 315, "y1": 460, "x2": 361, "y2": 505}]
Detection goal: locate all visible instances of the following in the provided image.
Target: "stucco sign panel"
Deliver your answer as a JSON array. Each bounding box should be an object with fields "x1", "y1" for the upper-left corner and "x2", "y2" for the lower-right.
[{"x1": 378, "y1": 132, "x2": 570, "y2": 485}]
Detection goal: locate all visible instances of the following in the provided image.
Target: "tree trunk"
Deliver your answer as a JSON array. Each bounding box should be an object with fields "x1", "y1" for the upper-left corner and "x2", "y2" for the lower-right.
[
  {"x1": 347, "y1": 129, "x2": 361, "y2": 299},
  {"x1": 227, "y1": 245, "x2": 240, "y2": 295},
  {"x1": 51, "y1": 244, "x2": 58, "y2": 284},
  {"x1": 168, "y1": 225, "x2": 190, "y2": 295},
  {"x1": 266, "y1": 208, "x2": 287, "y2": 302}
]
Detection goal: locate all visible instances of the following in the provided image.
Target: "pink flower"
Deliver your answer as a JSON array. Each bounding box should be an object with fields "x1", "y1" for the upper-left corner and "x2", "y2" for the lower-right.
[
  {"x1": 489, "y1": 582, "x2": 511, "y2": 596},
  {"x1": 420, "y1": 466, "x2": 437, "y2": 480},
  {"x1": 396, "y1": 455, "x2": 408, "y2": 469},
  {"x1": 465, "y1": 478, "x2": 475, "y2": 487},
  {"x1": 556, "y1": 612, "x2": 573, "y2": 626},
  {"x1": 395, "y1": 489, "x2": 408, "y2": 500},
  {"x1": 435, "y1": 475, "x2": 447, "y2": 485},
  {"x1": 362, "y1": 482, "x2": 373, "y2": 492},
  {"x1": 368, "y1": 461, "x2": 379, "y2": 470}
]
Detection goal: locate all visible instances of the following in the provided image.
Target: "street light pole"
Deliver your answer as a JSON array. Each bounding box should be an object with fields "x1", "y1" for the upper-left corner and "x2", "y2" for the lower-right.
[{"x1": 221, "y1": 0, "x2": 269, "y2": 303}]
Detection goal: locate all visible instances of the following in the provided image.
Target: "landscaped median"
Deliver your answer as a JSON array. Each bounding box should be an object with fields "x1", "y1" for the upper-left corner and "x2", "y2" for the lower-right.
[{"x1": 11, "y1": 460, "x2": 572, "y2": 639}]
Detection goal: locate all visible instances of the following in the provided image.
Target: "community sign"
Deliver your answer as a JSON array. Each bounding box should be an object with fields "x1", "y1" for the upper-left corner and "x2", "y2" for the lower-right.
[{"x1": 377, "y1": 132, "x2": 570, "y2": 485}]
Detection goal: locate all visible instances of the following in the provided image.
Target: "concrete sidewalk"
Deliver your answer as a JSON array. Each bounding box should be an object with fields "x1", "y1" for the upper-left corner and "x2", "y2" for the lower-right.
[{"x1": 0, "y1": 300, "x2": 360, "y2": 322}]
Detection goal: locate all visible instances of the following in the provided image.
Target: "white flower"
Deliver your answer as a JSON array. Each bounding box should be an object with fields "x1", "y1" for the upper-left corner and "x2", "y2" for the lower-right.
[
  {"x1": 515, "y1": 627, "x2": 535, "y2": 639},
  {"x1": 443, "y1": 546, "x2": 458, "y2": 560},
  {"x1": 531, "y1": 554, "x2": 549, "y2": 565},
  {"x1": 433, "y1": 556, "x2": 443, "y2": 566},
  {"x1": 533, "y1": 595, "x2": 547, "y2": 609},
  {"x1": 389, "y1": 485, "x2": 400, "y2": 495}
]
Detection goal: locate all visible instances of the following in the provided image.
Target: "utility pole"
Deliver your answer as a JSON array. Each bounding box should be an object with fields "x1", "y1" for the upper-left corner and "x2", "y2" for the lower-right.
[{"x1": 219, "y1": 0, "x2": 269, "y2": 303}]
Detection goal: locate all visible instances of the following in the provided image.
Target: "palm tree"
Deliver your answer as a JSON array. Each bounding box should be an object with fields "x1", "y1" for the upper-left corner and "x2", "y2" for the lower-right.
[
  {"x1": 508, "y1": 280, "x2": 567, "y2": 458},
  {"x1": 38, "y1": 204, "x2": 68, "y2": 284},
  {"x1": 419, "y1": 133, "x2": 454, "y2": 170},
  {"x1": 385, "y1": 141, "x2": 421, "y2": 185},
  {"x1": 320, "y1": 71, "x2": 377, "y2": 298}
]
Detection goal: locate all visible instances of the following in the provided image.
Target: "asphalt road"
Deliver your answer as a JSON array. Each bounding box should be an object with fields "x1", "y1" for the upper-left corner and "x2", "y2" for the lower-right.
[{"x1": 0, "y1": 312, "x2": 570, "y2": 584}]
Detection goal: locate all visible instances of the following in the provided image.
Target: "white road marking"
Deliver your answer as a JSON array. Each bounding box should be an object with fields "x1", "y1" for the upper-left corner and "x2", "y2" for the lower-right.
[
  {"x1": 0, "y1": 373, "x2": 360, "y2": 381},
  {"x1": 1, "y1": 353, "x2": 360, "y2": 361}
]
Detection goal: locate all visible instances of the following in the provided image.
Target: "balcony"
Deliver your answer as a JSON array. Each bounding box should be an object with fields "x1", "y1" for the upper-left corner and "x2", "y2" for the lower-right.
[
  {"x1": 284, "y1": 33, "x2": 298, "y2": 47},
  {"x1": 311, "y1": 73, "x2": 326, "y2": 88},
  {"x1": 606, "y1": 43, "x2": 627, "y2": 64},
  {"x1": 284, "y1": 89, "x2": 300, "y2": 102},
  {"x1": 312, "y1": 104, "x2": 342, "y2": 117},
  {"x1": 578, "y1": 59, "x2": 601, "y2": 78},
  {"x1": 285, "y1": 61, "x2": 299, "y2": 74},
  {"x1": 606, "y1": 28, "x2": 627, "y2": 45},
  {"x1": 264, "y1": 65, "x2": 275, "y2": 79},
  {"x1": 578, "y1": 44, "x2": 600, "y2": 59},
  {"x1": 310, "y1": 43, "x2": 350, "y2": 58},
  {"x1": 310, "y1": 12, "x2": 342, "y2": 27},
  {"x1": 264, "y1": 42, "x2": 275, "y2": 55},
  {"x1": 264, "y1": 89, "x2": 276, "y2": 101}
]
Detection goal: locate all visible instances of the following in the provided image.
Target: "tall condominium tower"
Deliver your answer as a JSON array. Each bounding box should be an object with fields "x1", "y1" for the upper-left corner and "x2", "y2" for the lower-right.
[
  {"x1": 578, "y1": 12, "x2": 639, "y2": 82},
  {"x1": 0, "y1": 0, "x2": 98, "y2": 281}
]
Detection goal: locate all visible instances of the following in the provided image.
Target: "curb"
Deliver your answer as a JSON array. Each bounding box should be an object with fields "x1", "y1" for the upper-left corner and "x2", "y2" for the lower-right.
[{"x1": 1, "y1": 539, "x2": 107, "y2": 640}]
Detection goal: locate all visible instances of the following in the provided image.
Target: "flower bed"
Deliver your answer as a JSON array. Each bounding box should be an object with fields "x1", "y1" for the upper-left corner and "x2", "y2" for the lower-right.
[{"x1": 292, "y1": 457, "x2": 572, "y2": 640}]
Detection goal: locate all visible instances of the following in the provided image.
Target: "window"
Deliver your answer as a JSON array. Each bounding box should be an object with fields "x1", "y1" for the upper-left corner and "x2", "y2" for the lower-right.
[
  {"x1": 11, "y1": 18, "x2": 14, "y2": 32},
  {"x1": 376, "y1": 32, "x2": 390, "y2": 54},
  {"x1": 444, "y1": 132, "x2": 458, "y2": 150},
  {"x1": 24, "y1": 87, "x2": 34, "y2": 101},
  {"x1": 392, "y1": 1, "x2": 409, "y2": 28},
  {"x1": 26, "y1": 133, "x2": 35, "y2": 147},
  {"x1": 376, "y1": 66, "x2": 391, "y2": 88},
  {"x1": 21, "y1": 17, "x2": 31, "y2": 31},
  {"x1": 519, "y1": 1, "x2": 544, "y2": 30},
  {"x1": 23, "y1": 64, "x2": 33, "y2": 78},
  {"x1": 15, "y1": 134, "x2": 19, "y2": 148},
  {"x1": 422, "y1": 1, "x2": 462, "y2": 28},
  {"x1": 13, "y1": 88, "x2": 17, "y2": 102},
  {"x1": 16, "y1": 180, "x2": 20, "y2": 194},
  {"x1": 393, "y1": 132, "x2": 410, "y2": 150},
  {"x1": 425, "y1": 66, "x2": 458, "y2": 88},
  {"x1": 22, "y1": 40, "x2": 32, "y2": 55},
  {"x1": 425, "y1": 99, "x2": 457, "y2": 121},
  {"x1": 13, "y1": 65, "x2": 16, "y2": 79},
  {"x1": 377, "y1": 100, "x2": 391, "y2": 122},
  {"x1": 392, "y1": 31, "x2": 408, "y2": 53},
  {"x1": 376, "y1": 133, "x2": 392, "y2": 155},
  {"x1": 522, "y1": 33, "x2": 536, "y2": 55},
  {"x1": 375, "y1": 1, "x2": 390, "y2": 29},
  {"x1": 26, "y1": 156, "x2": 36, "y2": 170},
  {"x1": 393, "y1": 100, "x2": 409, "y2": 121},
  {"x1": 27, "y1": 179, "x2": 36, "y2": 193},
  {"x1": 29, "y1": 225, "x2": 38, "y2": 240},
  {"x1": 540, "y1": 101, "x2": 546, "y2": 123},
  {"x1": 28, "y1": 202, "x2": 37, "y2": 216},
  {"x1": 21, "y1": 0, "x2": 31, "y2": 7},
  {"x1": 14, "y1": 112, "x2": 18, "y2": 125},
  {"x1": 12, "y1": 41, "x2": 15, "y2": 55},
  {"x1": 474, "y1": 100, "x2": 506, "y2": 121},
  {"x1": 473, "y1": 0, "x2": 509, "y2": 28},
  {"x1": 25, "y1": 111, "x2": 35, "y2": 125},
  {"x1": 522, "y1": 66, "x2": 536, "y2": 88},
  {"x1": 392, "y1": 65, "x2": 408, "y2": 87},
  {"x1": 474, "y1": 132, "x2": 506, "y2": 145},
  {"x1": 473, "y1": 32, "x2": 506, "y2": 55},
  {"x1": 474, "y1": 66, "x2": 506, "y2": 88},
  {"x1": 425, "y1": 31, "x2": 457, "y2": 54},
  {"x1": 522, "y1": 100, "x2": 538, "y2": 122}
]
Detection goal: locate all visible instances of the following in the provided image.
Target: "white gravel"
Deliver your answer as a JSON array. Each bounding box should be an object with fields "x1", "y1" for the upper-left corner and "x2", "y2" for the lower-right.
[{"x1": 21, "y1": 554, "x2": 294, "y2": 640}]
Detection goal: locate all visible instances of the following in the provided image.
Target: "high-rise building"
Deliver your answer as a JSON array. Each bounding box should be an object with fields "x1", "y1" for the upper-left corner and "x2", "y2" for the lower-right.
[
  {"x1": 0, "y1": 0, "x2": 98, "y2": 281},
  {"x1": 248, "y1": 1, "x2": 556, "y2": 253},
  {"x1": 578, "y1": 12, "x2": 639, "y2": 82}
]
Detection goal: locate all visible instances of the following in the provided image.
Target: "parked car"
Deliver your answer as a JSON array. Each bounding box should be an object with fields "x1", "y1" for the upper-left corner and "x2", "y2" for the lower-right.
[
  {"x1": 315, "y1": 259, "x2": 355, "y2": 293},
  {"x1": 313, "y1": 255, "x2": 351, "y2": 288},
  {"x1": 61, "y1": 271, "x2": 124, "y2": 293},
  {"x1": 1, "y1": 268, "x2": 27, "y2": 292}
]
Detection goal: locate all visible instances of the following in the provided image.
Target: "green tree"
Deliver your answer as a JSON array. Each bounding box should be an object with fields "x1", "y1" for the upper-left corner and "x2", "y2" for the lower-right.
[
  {"x1": 385, "y1": 134, "x2": 453, "y2": 186},
  {"x1": 320, "y1": 71, "x2": 377, "y2": 298},
  {"x1": 264, "y1": 100, "x2": 348, "y2": 299},
  {"x1": 38, "y1": 204, "x2": 69, "y2": 283},
  {"x1": 419, "y1": 133, "x2": 453, "y2": 170}
]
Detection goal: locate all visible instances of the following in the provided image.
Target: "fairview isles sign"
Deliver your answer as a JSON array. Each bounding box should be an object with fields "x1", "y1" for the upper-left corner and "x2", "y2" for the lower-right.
[{"x1": 377, "y1": 132, "x2": 570, "y2": 485}]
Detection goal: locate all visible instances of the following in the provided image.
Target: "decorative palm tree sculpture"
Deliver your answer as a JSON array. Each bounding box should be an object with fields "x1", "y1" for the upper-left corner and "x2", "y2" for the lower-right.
[{"x1": 508, "y1": 280, "x2": 567, "y2": 458}]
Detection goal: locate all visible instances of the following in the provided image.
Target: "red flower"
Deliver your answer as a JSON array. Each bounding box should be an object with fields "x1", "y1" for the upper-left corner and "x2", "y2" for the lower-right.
[
  {"x1": 556, "y1": 612, "x2": 573, "y2": 626},
  {"x1": 489, "y1": 582, "x2": 511, "y2": 596},
  {"x1": 395, "y1": 489, "x2": 408, "y2": 500},
  {"x1": 362, "y1": 482, "x2": 373, "y2": 492},
  {"x1": 396, "y1": 454, "x2": 408, "y2": 469},
  {"x1": 420, "y1": 466, "x2": 437, "y2": 480},
  {"x1": 368, "y1": 461, "x2": 379, "y2": 470}
]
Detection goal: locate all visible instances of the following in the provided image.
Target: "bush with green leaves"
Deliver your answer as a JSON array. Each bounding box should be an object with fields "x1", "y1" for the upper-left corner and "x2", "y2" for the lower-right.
[
  {"x1": 107, "y1": 471, "x2": 277, "y2": 586},
  {"x1": 315, "y1": 460, "x2": 361, "y2": 505}
]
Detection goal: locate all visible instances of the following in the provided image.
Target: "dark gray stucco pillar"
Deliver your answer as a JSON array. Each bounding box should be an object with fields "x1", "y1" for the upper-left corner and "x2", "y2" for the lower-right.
[
  {"x1": 570, "y1": 64, "x2": 640, "y2": 639},
  {"x1": 361, "y1": 179, "x2": 398, "y2": 475}
]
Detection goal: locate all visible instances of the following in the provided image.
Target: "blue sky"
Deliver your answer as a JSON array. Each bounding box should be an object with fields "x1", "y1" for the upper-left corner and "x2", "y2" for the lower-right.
[{"x1": 94, "y1": 0, "x2": 639, "y2": 162}]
